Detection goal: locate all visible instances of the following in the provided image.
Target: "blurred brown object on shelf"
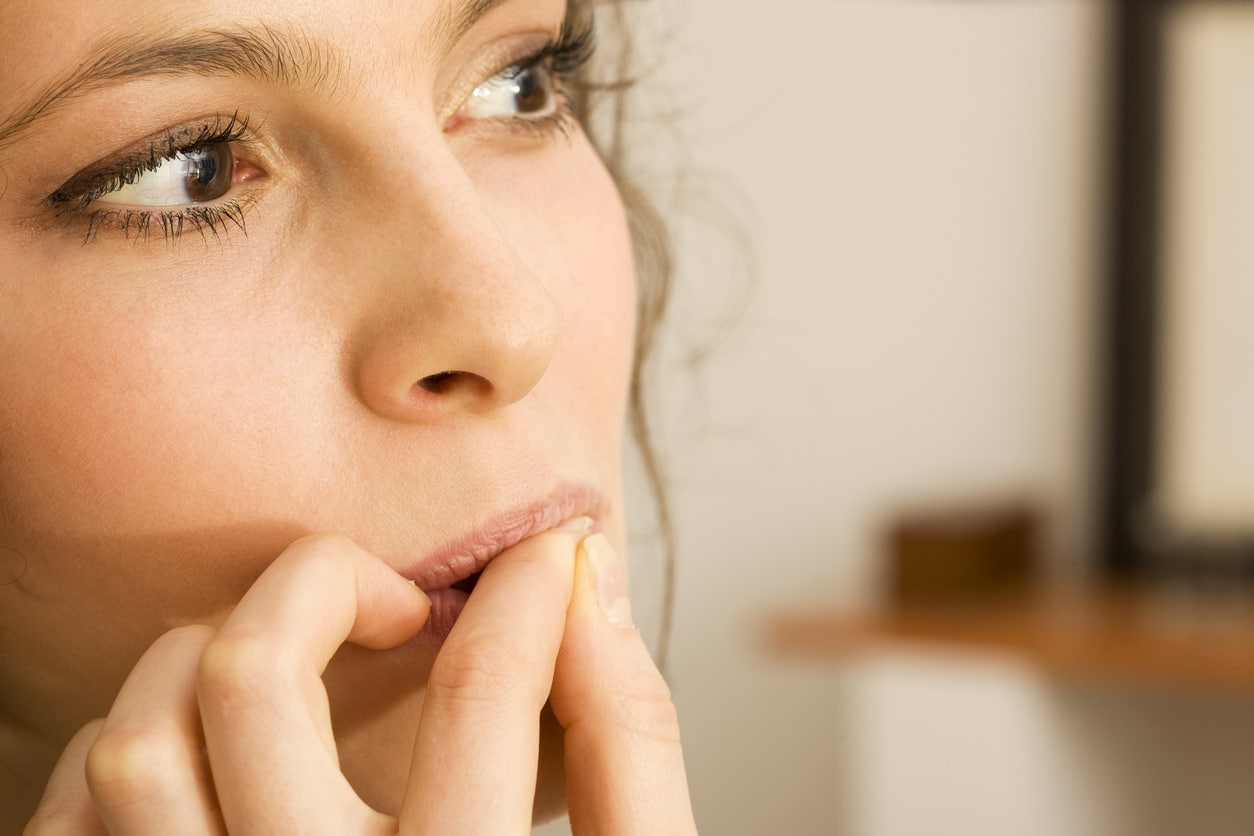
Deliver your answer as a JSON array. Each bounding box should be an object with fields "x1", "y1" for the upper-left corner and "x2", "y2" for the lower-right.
[{"x1": 887, "y1": 503, "x2": 1040, "y2": 605}]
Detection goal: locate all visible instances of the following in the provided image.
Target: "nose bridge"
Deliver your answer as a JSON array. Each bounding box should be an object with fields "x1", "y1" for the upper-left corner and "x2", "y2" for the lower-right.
[{"x1": 350, "y1": 152, "x2": 562, "y2": 422}]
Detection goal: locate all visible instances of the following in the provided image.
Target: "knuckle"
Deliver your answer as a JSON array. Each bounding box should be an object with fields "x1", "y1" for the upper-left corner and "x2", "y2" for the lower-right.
[
  {"x1": 617, "y1": 687, "x2": 683, "y2": 746},
  {"x1": 428, "y1": 639, "x2": 540, "y2": 709},
  {"x1": 294, "y1": 531, "x2": 357, "y2": 551},
  {"x1": 161, "y1": 622, "x2": 216, "y2": 646},
  {"x1": 287, "y1": 533, "x2": 360, "y2": 567},
  {"x1": 84, "y1": 722, "x2": 183, "y2": 808},
  {"x1": 150, "y1": 623, "x2": 215, "y2": 658},
  {"x1": 24, "y1": 806, "x2": 84, "y2": 835},
  {"x1": 197, "y1": 629, "x2": 285, "y2": 709},
  {"x1": 278, "y1": 533, "x2": 361, "y2": 586},
  {"x1": 569, "y1": 667, "x2": 683, "y2": 747}
]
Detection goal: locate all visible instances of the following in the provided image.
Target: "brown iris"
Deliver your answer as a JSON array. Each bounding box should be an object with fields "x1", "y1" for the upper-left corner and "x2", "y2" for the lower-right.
[
  {"x1": 182, "y1": 145, "x2": 233, "y2": 202},
  {"x1": 512, "y1": 65, "x2": 552, "y2": 115}
]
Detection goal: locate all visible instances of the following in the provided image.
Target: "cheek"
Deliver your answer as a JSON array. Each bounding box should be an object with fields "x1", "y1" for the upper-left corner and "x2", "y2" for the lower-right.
[
  {"x1": 0, "y1": 275, "x2": 326, "y2": 730},
  {"x1": 487, "y1": 143, "x2": 638, "y2": 418},
  {"x1": 0, "y1": 285, "x2": 326, "y2": 642},
  {"x1": 0, "y1": 293, "x2": 320, "y2": 540}
]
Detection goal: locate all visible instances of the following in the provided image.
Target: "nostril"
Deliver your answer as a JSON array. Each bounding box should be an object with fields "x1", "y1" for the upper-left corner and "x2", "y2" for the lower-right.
[
  {"x1": 415, "y1": 370, "x2": 494, "y2": 400},
  {"x1": 417, "y1": 371, "x2": 460, "y2": 394}
]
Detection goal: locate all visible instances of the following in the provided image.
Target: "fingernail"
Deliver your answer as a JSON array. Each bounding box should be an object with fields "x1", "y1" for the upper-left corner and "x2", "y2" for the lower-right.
[
  {"x1": 581, "y1": 533, "x2": 634, "y2": 629},
  {"x1": 557, "y1": 515, "x2": 595, "y2": 532}
]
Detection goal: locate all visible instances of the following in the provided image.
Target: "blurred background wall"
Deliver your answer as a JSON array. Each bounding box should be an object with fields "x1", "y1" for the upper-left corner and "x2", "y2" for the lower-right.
[{"x1": 538, "y1": 1, "x2": 1254, "y2": 834}]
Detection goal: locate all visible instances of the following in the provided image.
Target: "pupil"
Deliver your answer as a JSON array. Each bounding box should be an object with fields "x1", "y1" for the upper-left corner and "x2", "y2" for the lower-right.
[
  {"x1": 183, "y1": 146, "x2": 232, "y2": 203},
  {"x1": 196, "y1": 156, "x2": 217, "y2": 186}
]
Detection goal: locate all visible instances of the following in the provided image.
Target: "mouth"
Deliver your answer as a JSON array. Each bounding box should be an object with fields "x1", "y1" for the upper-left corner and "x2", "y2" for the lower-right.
[
  {"x1": 450, "y1": 570, "x2": 482, "y2": 595},
  {"x1": 405, "y1": 484, "x2": 600, "y2": 638}
]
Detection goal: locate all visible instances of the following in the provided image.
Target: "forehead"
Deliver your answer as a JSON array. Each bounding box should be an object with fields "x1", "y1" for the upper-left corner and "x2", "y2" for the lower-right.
[{"x1": 0, "y1": 0, "x2": 563, "y2": 132}]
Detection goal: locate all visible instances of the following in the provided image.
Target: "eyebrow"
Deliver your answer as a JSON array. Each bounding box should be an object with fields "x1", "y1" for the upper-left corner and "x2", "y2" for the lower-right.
[
  {"x1": 0, "y1": 0, "x2": 512, "y2": 149},
  {"x1": 428, "y1": 0, "x2": 512, "y2": 56}
]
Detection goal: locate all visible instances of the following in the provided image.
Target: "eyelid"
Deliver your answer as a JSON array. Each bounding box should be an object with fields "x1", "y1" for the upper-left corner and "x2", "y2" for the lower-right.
[
  {"x1": 437, "y1": 31, "x2": 558, "y2": 126},
  {"x1": 444, "y1": 19, "x2": 594, "y2": 137}
]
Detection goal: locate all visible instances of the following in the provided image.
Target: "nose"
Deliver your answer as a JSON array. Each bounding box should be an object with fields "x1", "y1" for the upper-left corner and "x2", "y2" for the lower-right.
[{"x1": 350, "y1": 166, "x2": 561, "y2": 422}]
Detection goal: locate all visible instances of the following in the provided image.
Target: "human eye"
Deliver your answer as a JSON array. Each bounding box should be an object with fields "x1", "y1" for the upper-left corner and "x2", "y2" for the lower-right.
[
  {"x1": 464, "y1": 59, "x2": 561, "y2": 121},
  {"x1": 94, "y1": 145, "x2": 234, "y2": 207},
  {"x1": 456, "y1": 17, "x2": 594, "y2": 133},
  {"x1": 47, "y1": 113, "x2": 265, "y2": 244}
]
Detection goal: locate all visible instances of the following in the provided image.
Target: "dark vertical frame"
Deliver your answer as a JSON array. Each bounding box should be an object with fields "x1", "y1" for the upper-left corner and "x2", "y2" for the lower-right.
[
  {"x1": 1099, "y1": 0, "x2": 1166, "y2": 577},
  {"x1": 1100, "y1": 0, "x2": 1254, "y2": 577}
]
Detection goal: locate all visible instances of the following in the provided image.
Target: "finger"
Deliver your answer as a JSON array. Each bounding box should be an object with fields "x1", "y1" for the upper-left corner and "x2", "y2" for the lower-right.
[
  {"x1": 549, "y1": 534, "x2": 697, "y2": 836},
  {"x1": 24, "y1": 721, "x2": 108, "y2": 836},
  {"x1": 196, "y1": 534, "x2": 428, "y2": 835},
  {"x1": 84, "y1": 626, "x2": 223, "y2": 836},
  {"x1": 400, "y1": 526, "x2": 582, "y2": 835}
]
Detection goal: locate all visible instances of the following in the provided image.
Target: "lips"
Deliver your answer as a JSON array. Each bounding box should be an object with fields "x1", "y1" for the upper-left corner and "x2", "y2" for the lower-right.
[{"x1": 404, "y1": 483, "x2": 600, "y2": 639}]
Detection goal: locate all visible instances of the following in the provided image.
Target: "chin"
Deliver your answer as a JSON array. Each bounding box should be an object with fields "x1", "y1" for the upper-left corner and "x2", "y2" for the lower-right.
[{"x1": 327, "y1": 645, "x2": 570, "y2": 823}]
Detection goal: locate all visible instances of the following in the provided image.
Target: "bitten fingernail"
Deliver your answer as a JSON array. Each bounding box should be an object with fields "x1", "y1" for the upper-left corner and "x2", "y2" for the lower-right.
[
  {"x1": 581, "y1": 533, "x2": 634, "y2": 629},
  {"x1": 557, "y1": 515, "x2": 595, "y2": 532}
]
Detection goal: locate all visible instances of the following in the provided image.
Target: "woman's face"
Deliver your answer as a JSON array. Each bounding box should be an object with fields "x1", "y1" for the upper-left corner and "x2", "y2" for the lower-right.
[{"x1": 0, "y1": 0, "x2": 635, "y2": 819}]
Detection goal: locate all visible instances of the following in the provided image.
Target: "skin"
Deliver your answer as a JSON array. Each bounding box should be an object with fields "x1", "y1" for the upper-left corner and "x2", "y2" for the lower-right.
[{"x1": 0, "y1": 0, "x2": 696, "y2": 832}]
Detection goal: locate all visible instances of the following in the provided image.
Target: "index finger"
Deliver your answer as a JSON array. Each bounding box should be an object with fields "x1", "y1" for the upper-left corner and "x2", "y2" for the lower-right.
[
  {"x1": 196, "y1": 534, "x2": 429, "y2": 835},
  {"x1": 24, "y1": 721, "x2": 109, "y2": 836},
  {"x1": 400, "y1": 526, "x2": 582, "y2": 835}
]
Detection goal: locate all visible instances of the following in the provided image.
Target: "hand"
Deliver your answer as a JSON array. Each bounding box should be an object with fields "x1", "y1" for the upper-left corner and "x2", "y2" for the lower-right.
[{"x1": 25, "y1": 530, "x2": 697, "y2": 835}]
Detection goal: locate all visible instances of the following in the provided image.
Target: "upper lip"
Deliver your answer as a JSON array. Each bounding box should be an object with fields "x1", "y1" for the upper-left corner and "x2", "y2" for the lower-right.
[{"x1": 402, "y1": 483, "x2": 600, "y2": 592}]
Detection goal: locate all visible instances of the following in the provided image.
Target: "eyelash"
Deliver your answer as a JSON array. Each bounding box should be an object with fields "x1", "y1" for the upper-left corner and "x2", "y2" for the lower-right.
[
  {"x1": 48, "y1": 115, "x2": 254, "y2": 245},
  {"x1": 497, "y1": 16, "x2": 595, "y2": 140},
  {"x1": 48, "y1": 114, "x2": 255, "y2": 245},
  {"x1": 48, "y1": 18, "x2": 596, "y2": 245}
]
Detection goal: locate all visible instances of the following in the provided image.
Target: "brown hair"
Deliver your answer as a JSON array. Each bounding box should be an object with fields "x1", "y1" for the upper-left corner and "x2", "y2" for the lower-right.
[{"x1": 567, "y1": 0, "x2": 676, "y2": 667}]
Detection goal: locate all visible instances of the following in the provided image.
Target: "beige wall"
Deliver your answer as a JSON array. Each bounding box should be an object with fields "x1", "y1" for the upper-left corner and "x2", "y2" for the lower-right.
[{"x1": 651, "y1": 2, "x2": 1103, "y2": 833}]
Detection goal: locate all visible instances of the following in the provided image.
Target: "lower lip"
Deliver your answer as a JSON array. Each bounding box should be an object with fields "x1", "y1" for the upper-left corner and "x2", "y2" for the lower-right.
[
  {"x1": 417, "y1": 587, "x2": 471, "y2": 642},
  {"x1": 408, "y1": 501, "x2": 600, "y2": 642}
]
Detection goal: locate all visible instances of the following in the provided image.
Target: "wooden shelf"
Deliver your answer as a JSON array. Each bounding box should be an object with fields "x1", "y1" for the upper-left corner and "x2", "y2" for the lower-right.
[{"x1": 765, "y1": 583, "x2": 1254, "y2": 693}]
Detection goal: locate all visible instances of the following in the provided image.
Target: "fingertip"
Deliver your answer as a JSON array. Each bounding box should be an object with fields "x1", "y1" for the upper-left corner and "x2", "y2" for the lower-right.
[
  {"x1": 555, "y1": 535, "x2": 654, "y2": 708},
  {"x1": 258, "y1": 533, "x2": 432, "y2": 651},
  {"x1": 348, "y1": 562, "x2": 432, "y2": 650},
  {"x1": 550, "y1": 537, "x2": 697, "y2": 835},
  {"x1": 402, "y1": 575, "x2": 433, "y2": 633},
  {"x1": 579, "y1": 533, "x2": 634, "y2": 629},
  {"x1": 407, "y1": 576, "x2": 432, "y2": 607}
]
